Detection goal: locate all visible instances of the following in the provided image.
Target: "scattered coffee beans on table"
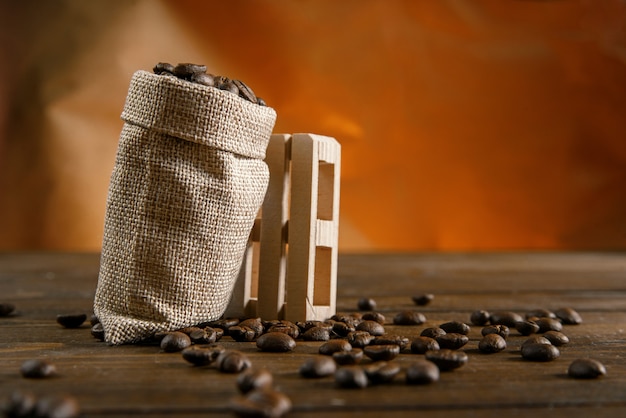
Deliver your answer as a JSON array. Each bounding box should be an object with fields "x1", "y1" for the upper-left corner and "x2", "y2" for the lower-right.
[
  {"x1": 0, "y1": 302, "x2": 16, "y2": 317},
  {"x1": 478, "y1": 333, "x2": 507, "y2": 353},
  {"x1": 335, "y1": 366, "x2": 369, "y2": 389},
  {"x1": 412, "y1": 293, "x2": 434, "y2": 306},
  {"x1": 299, "y1": 356, "x2": 337, "y2": 378},
  {"x1": 555, "y1": 307, "x2": 583, "y2": 325},
  {"x1": 405, "y1": 360, "x2": 441, "y2": 385},
  {"x1": 364, "y1": 361, "x2": 401, "y2": 385},
  {"x1": 217, "y1": 350, "x2": 252, "y2": 374},
  {"x1": 160, "y1": 332, "x2": 192, "y2": 352},
  {"x1": 230, "y1": 388, "x2": 292, "y2": 418},
  {"x1": 521, "y1": 343, "x2": 560, "y2": 362},
  {"x1": 20, "y1": 359, "x2": 57, "y2": 379},
  {"x1": 236, "y1": 368, "x2": 274, "y2": 394},
  {"x1": 56, "y1": 313, "x2": 87, "y2": 329},
  {"x1": 567, "y1": 358, "x2": 606, "y2": 379},
  {"x1": 256, "y1": 332, "x2": 296, "y2": 352},
  {"x1": 425, "y1": 349, "x2": 468, "y2": 371},
  {"x1": 393, "y1": 310, "x2": 426, "y2": 325},
  {"x1": 357, "y1": 297, "x2": 377, "y2": 311}
]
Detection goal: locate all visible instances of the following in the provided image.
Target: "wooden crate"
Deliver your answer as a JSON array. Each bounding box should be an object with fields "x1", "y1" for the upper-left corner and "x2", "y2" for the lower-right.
[{"x1": 225, "y1": 133, "x2": 341, "y2": 322}]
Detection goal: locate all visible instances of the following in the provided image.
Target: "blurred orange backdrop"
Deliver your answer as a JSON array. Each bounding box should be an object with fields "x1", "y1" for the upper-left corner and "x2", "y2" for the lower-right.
[{"x1": 1, "y1": 0, "x2": 625, "y2": 252}]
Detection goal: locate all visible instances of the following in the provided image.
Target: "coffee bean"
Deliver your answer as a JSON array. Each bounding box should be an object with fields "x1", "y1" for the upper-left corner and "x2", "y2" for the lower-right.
[
  {"x1": 265, "y1": 320, "x2": 299, "y2": 338},
  {"x1": 90, "y1": 314, "x2": 100, "y2": 326},
  {"x1": 347, "y1": 331, "x2": 374, "y2": 348},
  {"x1": 0, "y1": 302, "x2": 16, "y2": 317},
  {"x1": 425, "y1": 349, "x2": 468, "y2": 371},
  {"x1": 332, "y1": 321, "x2": 355, "y2": 337},
  {"x1": 355, "y1": 320, "x2": 385, "y2": 336},
  {"x1": 302, "y1": 326, "x2": 331, "y2": 342},
  {"x1": 364, "y1": 361, "x2": 401, "y2": 385},
  {"x1": 91, "y1": 323, "x2": 105, "y2": 341},
  {"x1": 20, "y1": 359, "x2": 57, "y2": 378},
  {"x1": 160, "y1": 332, "x2": 192, "y2": 352},
  {"x1": 299, "y1": 356, "x2": 337, "y2": 378},
  {"x1": 534, "y1": 317, "x2": 563, "y2": 333},
  {"x1": 515, "y1": 320, "x2": 540, "y2": 336},
  {"x1": 257, "y1": 97, "x2": 267, "y2": 106},
  {"x1": 410, "y1": 336, "x2": 440, "y2": 354},
  {"x1": 296, "y1": 320, "x2": 329, "y2": 333},
  {"x1": 521, "y1": 336, "x2": 552, "y2": 349},
  {"x1": 478, "y1": 333, "x2": 507, "y2": 353},
  {"x1": 34, "y1": 395, "x2": 80, "y2": 418},
  {"x1": 393, "y1": 310, "x2": 426, "y2": 325},
  {"x1": 217, "y1": 350, "x2": 251, "y2": 373},
  {"x1": 191, "y1": 72, "x2": 215, "y2": 87},
  {"x1": 236, "y1": 368, "x2": 274, "y2": 394},
  {"x1": 229, "y1": 326, "x2": 258, "y2": 342},
  {"x1": 56, "y1": 313, "x2": 87, "y2": 329},
  {"x1": 481, "y1": 324, "x2": 510, "y2": 339},
  {"x1": 173, "y1": 63, "x2": 207, "y2": 79},
  {"x1": 370, "y1": 335, "x2": 410, "y2": 349},
  {"x1": 182, "y1": 345, "x2": 224, "y2": 366},
  {"x1": 412, "y1": 293, "x2": 434, "y2": 306},
  {"x1": 357, "y1": 297, "x2": 377, "y2": 311},
  {"x1": 521, "y1": 343, "x2": 560, "y2": 362},
  {"x1": 490, "y1": 311, "x2": 524, "y2": 328},
  {"x1": 189, "y1": 327, "x2": 218, "y2": 344},
  {"x1": 543, "y1": 330, "x2": 570, "y2": 346},
  {"x1": 439, "y1": 321, "x2": 471, "y2": 335},
  {"x1": 230, "y1": 388, "x2": 292, "y2": 418},
  {"x1": 205, "y1": 318, "x2": 240, "y2": 331},
  {"x1": 568, "y1": 358, "x2": 606, "y2": 379},
  {"x1": 555, "y1": 307, "x2": 583, "y2": 325},
  {"x1": 331, "y1": 314, "x2": 362, "y2": 327},
  {"x1": 361, "y1": 312, "x2": 386, "y2": 325},
  {"x1": 256, "y1": 332, "x2": 296, "y2": 352},
  {"x1": 333, "y1": 348, "x2": 363, "y2": 365},
  {"x1": 6, "y1": 390, "x2": 37, "y2": 417},
  {"x1": 435, "y1": 333, "x2": 469, "y2": 350},
  {"x1": 319, "y1": 340, "x2": 352, "y2": 355},
  {"x1": 420, "y1": 327, "x2": 446, "y2": 339},
  {"x1": 232, "y1": 79, "x2": 258, "y2": 103},
  {"x1": 239, "y1": 318, "x2": 264, "y2": 337},
  {"x1": 363, "y1": 344, "x2": 400, "y2": 361},
  {"x1": 470, "y1": 310, "x2": 490, "y2": 326},
  {"x1": 335, "y1": 366, "x2": 368, "y2": 389},
  {"x1": 405, "y1": 360, "x2": 440, "y2": 384},
  {"x1": 525, "y1": 309, "x2": 555, "y2": 320},
  {"x1": 220, "y1": 80, "x2": 240, "y2": 95},
  {"x1": 153, "y1": 62, "x2": 175, "y2": 74}
]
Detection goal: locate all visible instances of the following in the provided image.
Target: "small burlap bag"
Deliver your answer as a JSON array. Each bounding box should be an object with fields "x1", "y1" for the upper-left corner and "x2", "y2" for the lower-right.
[{"x1": 94, "y1": 70, "x2": 276, "y2": 345}]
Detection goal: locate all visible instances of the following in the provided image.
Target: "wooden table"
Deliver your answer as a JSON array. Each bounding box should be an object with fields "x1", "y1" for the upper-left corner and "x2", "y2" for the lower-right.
[{"x1": 1, "y1": 252, "x2": 625, "y2": 417}]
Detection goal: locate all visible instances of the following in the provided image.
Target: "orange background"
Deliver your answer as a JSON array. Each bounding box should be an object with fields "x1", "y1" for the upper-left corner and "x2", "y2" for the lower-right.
[{"x1": 1, "y1": 0, "x2": 626, "y2": 252}]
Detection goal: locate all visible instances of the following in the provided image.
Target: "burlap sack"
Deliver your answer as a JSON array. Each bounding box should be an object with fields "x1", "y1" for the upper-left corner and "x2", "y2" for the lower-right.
[{"x1": 94, "y1": 70, "x2": 276, "y2": 345}]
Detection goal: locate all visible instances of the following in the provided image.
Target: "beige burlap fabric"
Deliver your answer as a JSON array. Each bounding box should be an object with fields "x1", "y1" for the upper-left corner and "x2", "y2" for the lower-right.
[{"x1": 94, "y1": 70, "x2": 276, "y2": 345}]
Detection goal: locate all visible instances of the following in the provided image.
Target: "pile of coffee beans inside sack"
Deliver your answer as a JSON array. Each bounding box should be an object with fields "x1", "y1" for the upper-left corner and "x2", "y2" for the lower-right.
[
  {"x1": 153, "y1": 62, "x2": 266, "y2": 106},
  {"x1": 6, "y1": 298, "x2": 608, "y2": 418}
]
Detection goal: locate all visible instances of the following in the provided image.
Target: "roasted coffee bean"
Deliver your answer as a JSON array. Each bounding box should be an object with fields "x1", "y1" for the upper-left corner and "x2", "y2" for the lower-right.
[
  {"x1": 191, "y1": 72, "x2": 215, "y2": 87},
  {"x1": 181, "y1": 345, "x2": 224, "y2": 366},
  {"x1": 256, "y1": 332, "x2": 296, "y2": 352},
  {"x1": 0, "y1": 302, "x2": 15, "y2": 317},
  {"x1": 363, "y1": 344, "x2": 400, "y2": 361},
  {"x1": 229, "y1": 326, "x2": 257, "y2": 342},
  {"x1": 420, "y1": 327, "x2": 446, "y2": 339},
  {"x1": 361, "y1": 311, "x2": 386, "y2": 325},
  {"x1": 393, "y1": 310, "x2": 426, "y2": 325},
  {"x1": 214, "y1": 75, "x2": 231, "y2": 89},
  {"x1": 555, "y1": 307, "x2": 583, "y2": 325},
  {"x1": 161, "y1": 332, "x2": 192, "y2": 352},
  {"x1": 332, "y1": 321, "x2": 355, "y2": 337},
  {"x1": 20, "y1": 359, "x2": 57, "y2": 378},
  {"x1": 332, "y1": 314, "x2": 362, "y2": 327},
  {"x1": 412, "y1": 293, "x2": 434, "y2": 306},
  {"x1": 521, "y1": 336, "x2": 552, "y2": 349},
  {"x1": 206, "y1": 318, "x2": 240, "y2": 331},
  {"x1": 232, "y1": 79, "x2": 257, "y2": 103},
  {"x1": 153, "y1": 62, "x2": 175, "y2": 74},
  {"x1": 357, "y1": 297, "x2": 377, "y2": 311},
  {"x1": 173, "y1": 63, "x2": 207, "y2": 79},
  {"x1": 405, "y1": 360, "x2": 440, "y2": 384},
  {"x1": 470, "y1": 310, "x2": 490, "y2": 326},
  {"x1": 333, "y1": 348, "x2": 363, "y2": 365},
  {"x1": 239, "y1": 318, "x2": 264, "y2": 337},
  {"x1": 489, "y1": 311, "x2": 524, "y2": 328},
  {"x1": 319, "y1": 340, "x2": 352, "y2": 355},
  {"x1": 425, "y1": 349, "x2": 468, "y2": 371},
  {"x1": 515, "y1": 320, "x2": 540, "y2": 336},
  {"x1": 91, "y1": 323, "x2": 105, "y2": 341},
  {"x1": 90, "y1": 314, "x2": 100, "y2": 326},
  {"x1": 521, "y1": 343, "x2": 560, "y2": 362},
  {"x1": 217, "y1": 350, "x2": 251, "y2": 373},
  {"x1": 296, "y1": 320, "x2": 329, "y2": 333},
  {"x1": 478, "y1": 333, "x2": 507, "y2": 353},
  {"x1": 230, "y1": 388, "x2": 292, "y2": 418},
  {"x1": 56, "y1": 313, "x2": 87, "y2": 329},
  {"x1": 525, "y1": 309, "x2": 555, "y2": 320},
  {"x1": 335, "y1": 366, "x2": 368, "y2": 389},
  {"x1": 299, "y1": 356, "x2": 337, "y2": 378},
  {"x1": 236, "y1": 368, "x2": 274, "y2": 394},
  {"x1": 267, "y1": 323, "x2": 299, "y2": 339},
  {"x1": 534, "y1": 317, "x2": 563, "y2": 333},
  {"x1": 439, "y1": 321, "x2": 471, "y2": 335},
  {"x1": 302, "y1": 326, "x2": 331, "y2": 342},
  {"x1": 364, "y1": 361, "x2": 401, "y2": 385},
  {"x1": 481, "y1": 324, "x2": 510, "y2": 339},
  {"x1": 410, "y1": 336, "x2": 440, "y2": 354},
  {"x1": 435, "y1": 333, "x2": 469, "y2": 350},
  {"x1": 34, "y1": 395, "x2": 80, "y2": 418},
  {"x1": 220, "y1": 80, "x2": 240, "y2": 95},
  {"x1": 189, "y1": 327, "x2": 218, "y2": 344},
  {"x1": 543, "y1": 330, "x2": 570, "y2": 346},
  {"x1": 568, "y1": 358, "x2": 606, "y2": 379},
  {"x1": 355, "y1": 320, "x2": 385, "y2": 336},
  {"x1": 6, "y1": 390, "x2": 37, "y2": 417},
  {"x1": 347, "y1": 331, "x2": 373, "y2": 348},
  {"x1": 371, "y1": 335, "x2": 410, "y2": 349},
  {"x1": 257, "y1": 97, "x2": 267, "y2": 106}
]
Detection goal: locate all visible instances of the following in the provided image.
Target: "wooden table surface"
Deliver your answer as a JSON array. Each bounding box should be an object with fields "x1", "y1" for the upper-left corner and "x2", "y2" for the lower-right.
[{"x1": 1, "y1": 252, "x2": 626, "y2": 417}]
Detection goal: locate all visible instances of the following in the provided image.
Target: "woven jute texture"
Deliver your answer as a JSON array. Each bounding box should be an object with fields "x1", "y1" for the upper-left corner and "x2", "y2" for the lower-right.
[{"x1": 94, "y1": 70, "x2": 276, "y2": 345}]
